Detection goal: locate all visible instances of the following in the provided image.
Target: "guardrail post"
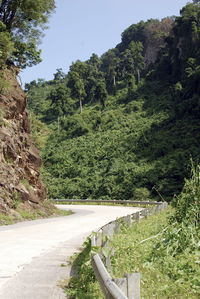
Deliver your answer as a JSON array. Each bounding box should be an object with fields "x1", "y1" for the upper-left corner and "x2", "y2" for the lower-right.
[
  {"x1": 136, "y1": 212, "x2": 140, "y2": 223},
  {"x1": 96, "y1": 231, "x2": 102, "y2": 247},
  {"x1": 124, "y1": 214, "x2": 131, "y2": 225},
  {"x1": 114, "y1": 220, "x2": 121, "y2": 234},
  {"x1": 109, "y1": 222, "x2": 117, "y2": 236},
  {"x1": 102, "y1": 223, "x2": 115, "y2": 238},
  {"x1": 151, "y1": 205, "x2": 157, "y2": 215},
  {"x1": 131, "y1": 213, "x2": 136, "y2": 222},
  {"x1": 114, "y1": 278, "x2": 128, "y2": 296},
  {"x1": 92, "y1": 254, "x2": 128, "y2": 299},
  {"x1": 91, "y1": 235, "x2": 96, "y2": 247},
  {"x1": 126, "y1": 273, "x2": 140, "y2": 299},
  {"x1": 105, "y1": 254, "x2": 112, "y2": 273},
  {"x1": 156, "y1": 204, "x2": 160, "y2": 213}
]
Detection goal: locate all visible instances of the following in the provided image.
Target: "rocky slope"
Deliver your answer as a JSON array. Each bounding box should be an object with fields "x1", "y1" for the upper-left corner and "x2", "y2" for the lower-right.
[{"x1": 0, "y1": 66, "x2": 50, "y2": 219}]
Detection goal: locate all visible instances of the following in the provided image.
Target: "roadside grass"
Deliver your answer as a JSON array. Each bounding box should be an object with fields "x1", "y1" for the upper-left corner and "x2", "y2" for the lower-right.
[
  {"x1": 0, "y1": 205, "x2": 73, "y2": 226},
  {"x1": 111, "y1": 207, "x2": 200, "y2": 298},
  {"x1": 65, "y1": 237, "x2": 104, "y2": 299},
  {"x1": 0, "y1": 213, "x2": 17, "y2": 225},
  {"x1": 65, "y1": 207, "x2": 199, "y2": 298}
]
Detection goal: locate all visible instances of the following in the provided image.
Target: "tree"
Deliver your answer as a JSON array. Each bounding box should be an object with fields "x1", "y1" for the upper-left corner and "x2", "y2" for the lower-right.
[
  {"x1": 24, "y1": 79, "x2": 37, "y2": 92},
  {"x1": 67, "y1": 70, "x2": 86, "y2": 114},
  {"x1": 48, "y1": 84, "x2": 73, "y2": 128},
  {"x1": 53, "y1": 68, "x2": 65, "y2": 81},
  {"x1": 144, "y1": 18, "x2": 174, "y2": 66},
  {"x1": 101, "y1": 49, "x2": 120, "y2": 93},
  {"x1": 166, "y1": 2, "x2": 200, "y2": 82},
  {"x1": 128, "y1": 41, "x2": 144, "y2": 84},
  {"x1": 67, "y1": 61, "x2": 89, "y2": 113},
  {"x1": 0, "y1": 0, "x2": 55, "y2": 68},
  {"x1": 94, "y1": 80, "x2": 107, "y2": 109},
  {"x1": 87, "y1": 53, "x2": 100, "y2": 72},
  {"x1": 119, "y1": 49, "x2": 135, "y2": 82},
  {"x1": 119, "y1": 21, "x2": 146, "y2": 51},
  {"x1": 0, "y1": 20, "x2": 14, "y2": 65}
]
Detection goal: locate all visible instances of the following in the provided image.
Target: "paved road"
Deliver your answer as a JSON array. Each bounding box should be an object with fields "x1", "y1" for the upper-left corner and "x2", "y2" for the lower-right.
[{"x1": 0, "y1": 204, "x2": 142, "y2": 299}]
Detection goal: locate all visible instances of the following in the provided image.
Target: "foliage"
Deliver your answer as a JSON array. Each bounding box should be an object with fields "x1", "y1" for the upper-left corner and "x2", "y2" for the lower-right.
[
  {"x1": 26, "y1": 1, "x2": 200, "y2": 202},
  {"x1": 148, "y1": 165, "x2": 200, "y2": 297},
  {"x1": 172, "y1": 160, "x2": 200, "y2": 226},
  {"x1": 0, "y1": 213, "x2": 17, "y2": 225},
  {"x1": 0, "y1": 0, "x2": 55, "y2": 68},
  {"x1": 48, "y1": 84, "x2": 74, "y2": 118},
  {"x1": 29, "y1": 113, "x2": 50, "y2": 150},
  {"x1": 0, "y1": 21, "x2": 14, "y2": 65},
  {"x1": 111, "y1": 208, "x2": 200, "y2": 298},
  {"x1": 12, "y1": 40, "x2": 42, "y2": 68},
  {"x1": 0, "y1": 203, "x2": 72, "y2": 225},
  {"x1": 65, "y1": 237, "x2": 104, "y2": 299},
  {"x1": 0, "y1": 73, "x2": 10, "y2": 91},
  {"x1": 0, "y1": 108, "x2": 4, "y2": 125}
]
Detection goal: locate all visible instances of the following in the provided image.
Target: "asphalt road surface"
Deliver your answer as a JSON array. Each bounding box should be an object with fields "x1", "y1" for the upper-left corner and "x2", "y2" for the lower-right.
[{"x1": 0, "y1": 204, "x2": 142, "y2": 299}]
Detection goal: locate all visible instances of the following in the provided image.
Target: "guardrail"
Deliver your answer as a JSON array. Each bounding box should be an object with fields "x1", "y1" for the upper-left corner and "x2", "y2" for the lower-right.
[
  {"x1": 90, "y1": 202, "x2": 168, "y2": 299},
  {"x1": 53, "y1": 199, "x2": 162, "y2": 205}
]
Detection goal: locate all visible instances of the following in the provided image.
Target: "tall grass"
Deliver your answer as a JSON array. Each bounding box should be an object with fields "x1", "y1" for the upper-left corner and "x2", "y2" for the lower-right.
[
  {"x1": 111, "y1": 208, "x2": 200, "y2": 298},
  {"x1": 111, "y1": 162, "x2": 200, "y2": 298}
]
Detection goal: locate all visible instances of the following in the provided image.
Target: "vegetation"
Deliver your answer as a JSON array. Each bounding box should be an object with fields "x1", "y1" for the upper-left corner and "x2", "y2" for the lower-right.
[
  {"x1": 65, "y1": 237, "x2": 104, "y2": 299},
  {"x1": 65, "y1": 163, "x2": 200, "y2": 298},
  {"x1": 111, "y1": 210, "x2": 199, "y2": 298},
  {"x1": 0, "y1": 0, "x2": 198, "y2": 296},
  {"x1": 0, "y1": 205, "x2": 73, "y2": 225},
  {"x1": 0, "y1": 0, "x2": 55, "y2": 68},
  {"x1": 25, "y1": 4, "x2": 200, "y2": 295},
  {"x1": 111, "y1": 162, "x2": 200, "y2": 298},
  {"x1": 26, "y1": 1, "x2": 200, "y2": 202}
]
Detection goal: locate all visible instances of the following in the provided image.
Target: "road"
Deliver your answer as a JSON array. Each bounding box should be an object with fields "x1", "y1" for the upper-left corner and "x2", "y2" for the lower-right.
[{"x1": 0, "y1": 204, "x2": 142, "y2": 299}]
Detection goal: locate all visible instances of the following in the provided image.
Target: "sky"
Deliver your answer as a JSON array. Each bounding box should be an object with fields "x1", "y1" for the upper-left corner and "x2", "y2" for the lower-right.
[{"x1": 20, "y1": 0, "x2": 190, "y2": 85}]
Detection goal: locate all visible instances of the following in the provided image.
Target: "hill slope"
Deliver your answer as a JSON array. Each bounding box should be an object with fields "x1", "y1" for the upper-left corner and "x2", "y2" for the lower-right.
[{"x1": 26, "y1": 2, "x2": 200, "y2": 202}]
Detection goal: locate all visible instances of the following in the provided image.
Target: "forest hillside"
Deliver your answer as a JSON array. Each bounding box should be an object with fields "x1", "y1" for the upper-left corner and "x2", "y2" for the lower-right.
[{"x1": 26, "y1": 1, "x2": 200, "y2": 202}]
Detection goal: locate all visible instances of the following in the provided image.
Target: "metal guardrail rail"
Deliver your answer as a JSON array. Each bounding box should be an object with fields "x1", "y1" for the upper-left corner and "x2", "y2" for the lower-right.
[
  {"x1": 89, "y1": 202, "x2": 168, "y2": 299},
  {"x1": 53, "y1": 199, "x2": 162, "y2": 205},
  {"x1": 91, "y1": 254, "x2": 128, "y2": 299}
]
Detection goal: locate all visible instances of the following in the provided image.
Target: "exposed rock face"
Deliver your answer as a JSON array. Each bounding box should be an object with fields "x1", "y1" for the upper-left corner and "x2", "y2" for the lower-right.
[{"x1": 0, "y1": 66, "x2": 47, "y2": 216}]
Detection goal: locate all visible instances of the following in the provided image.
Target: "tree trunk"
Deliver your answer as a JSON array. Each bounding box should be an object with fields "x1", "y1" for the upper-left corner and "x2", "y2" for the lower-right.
[
  {"x1": 137, "y1": 69, "x2": 140, "y2": 84},
  {"x1": 57, "y1": 115, "x2": 60, "y2": 131},
  {"x1": 80, "y1": 97, "x2": 83, "y2": 114},
  {"x1": 113, "y1": 75, "x2": 116, "y2": 86}
]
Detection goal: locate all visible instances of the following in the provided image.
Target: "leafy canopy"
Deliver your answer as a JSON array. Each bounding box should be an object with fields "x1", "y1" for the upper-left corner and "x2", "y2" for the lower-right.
[{"x1": 0, "y1": 0, "x2": 55, "y2": 68}]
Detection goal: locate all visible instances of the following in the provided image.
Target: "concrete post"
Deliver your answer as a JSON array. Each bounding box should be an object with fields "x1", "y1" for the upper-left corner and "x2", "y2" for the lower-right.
[
  {"x1": 114, "y1": 220, "x2": 121, "y2": 234},
  {"x1": 114, "y1": 278, "x2": 128, "y2": 296},
  {"x1": 126, "y1": 272, "x2": 140, "y2": 299},
  {"x1": 96, "y1": 231, "x2": 102, "y2": 247},
  {"x1": 136, "y1": 212, "x2": 140, "y2": 223},
  {"x1": 124, "y1": 214, "x2": 131, "y2": 225},
  {"x1": 105, "y1": 254, "x2": 112, "y2": 273}
]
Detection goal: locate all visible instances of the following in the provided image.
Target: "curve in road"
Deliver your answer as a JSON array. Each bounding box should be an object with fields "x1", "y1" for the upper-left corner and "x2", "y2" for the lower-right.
[{"x1": 0, "y1": 204, "x2": 142, "y2": 299}]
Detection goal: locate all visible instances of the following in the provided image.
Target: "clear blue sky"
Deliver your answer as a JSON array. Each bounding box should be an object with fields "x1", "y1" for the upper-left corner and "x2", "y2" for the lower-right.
[{"x1": 20, "y1": 0, "x2": 190, "y2": 85}]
